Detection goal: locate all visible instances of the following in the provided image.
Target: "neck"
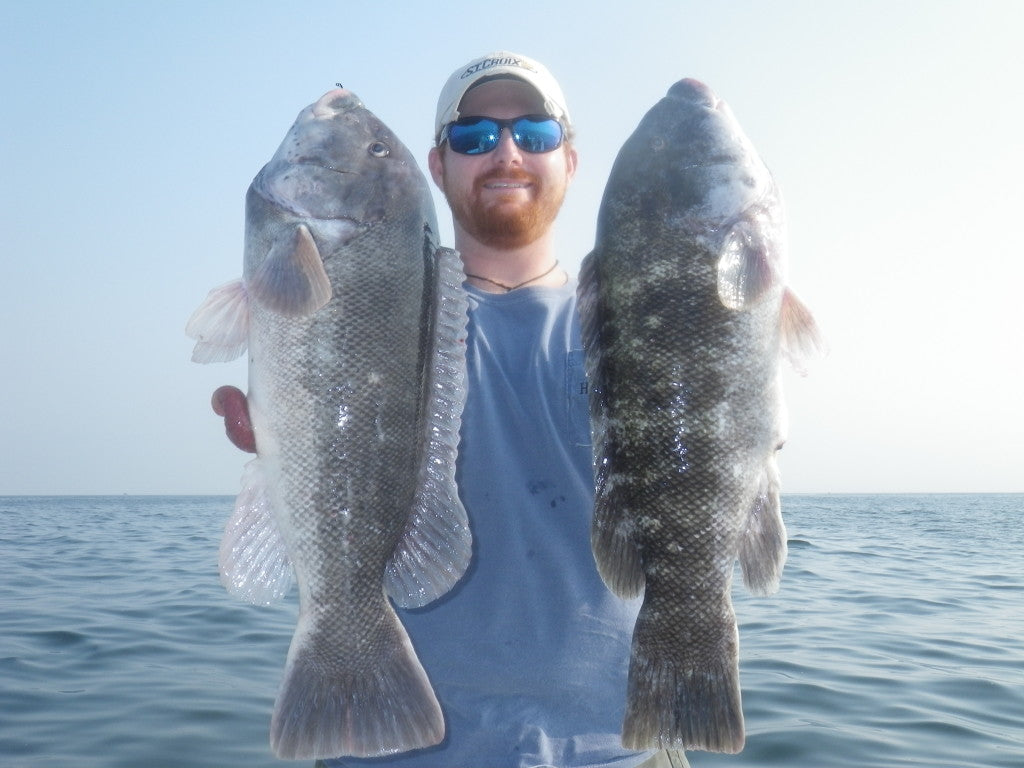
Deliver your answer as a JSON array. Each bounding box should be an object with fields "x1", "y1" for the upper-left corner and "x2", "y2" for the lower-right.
[{"x1": 454, "y1": 226, "x2": 566, "y2": 293}]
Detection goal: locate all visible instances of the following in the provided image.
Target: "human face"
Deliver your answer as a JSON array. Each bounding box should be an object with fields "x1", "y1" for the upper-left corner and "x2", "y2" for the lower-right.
[{"x1": 429, "y1": 79, "x2": 577, "y2": 250}]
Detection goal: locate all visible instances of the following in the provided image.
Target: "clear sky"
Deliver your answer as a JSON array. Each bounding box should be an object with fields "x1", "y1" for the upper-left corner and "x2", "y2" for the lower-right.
[{"x1": 2, "y1": 0, "x2": 1021, "y2": 494}]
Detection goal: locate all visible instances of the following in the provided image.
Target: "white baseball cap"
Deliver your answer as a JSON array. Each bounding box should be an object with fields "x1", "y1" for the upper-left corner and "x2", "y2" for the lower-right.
[{"x1": 434, "y1": 51, "x2": 572, "y2": 141}]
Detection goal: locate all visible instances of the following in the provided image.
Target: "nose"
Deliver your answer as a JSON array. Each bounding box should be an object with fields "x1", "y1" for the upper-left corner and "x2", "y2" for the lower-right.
[{"x1": 489, "y1": 127, "x2": 523, "y2": 164}]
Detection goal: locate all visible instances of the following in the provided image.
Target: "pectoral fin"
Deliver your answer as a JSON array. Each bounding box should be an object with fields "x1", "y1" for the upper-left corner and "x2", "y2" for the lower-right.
[
  {"x1": 249, "y1": 224, "x2": 332, "y2": 317},
  {"x1": 780, "y1": 288, "x2": 827, "y2": 375},
  {"x1": 186, "y1": 279, "x2": 249, "y2": 363},
  {"x1": 717, "y1": 221, "x2": 776, "y2": 310}
]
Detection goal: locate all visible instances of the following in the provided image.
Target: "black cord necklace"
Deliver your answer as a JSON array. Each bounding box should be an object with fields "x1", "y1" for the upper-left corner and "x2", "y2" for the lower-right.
[{"x1": 465, "y1": 261, "x2": 560, "y2": 292}]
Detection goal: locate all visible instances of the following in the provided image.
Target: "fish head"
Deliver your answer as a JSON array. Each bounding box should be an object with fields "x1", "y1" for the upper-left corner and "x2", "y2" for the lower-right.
[
  {"x1": 249, "y1": 88, "x2": 436, "y2": 248},
  {"x1": 602, "y1": 79, "x2": 777, "y2": 232},
  {"x1": 597, "y1": 78, "x2": 787, "y2": 309},
  {"x1": 240, "y1": 89, "x2": 439, "y2": 317}
]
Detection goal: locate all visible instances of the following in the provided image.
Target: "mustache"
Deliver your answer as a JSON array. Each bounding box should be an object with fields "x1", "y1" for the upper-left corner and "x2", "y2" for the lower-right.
[{"x1": 475, "y1": 168, "x2": 537, "y2": 188}]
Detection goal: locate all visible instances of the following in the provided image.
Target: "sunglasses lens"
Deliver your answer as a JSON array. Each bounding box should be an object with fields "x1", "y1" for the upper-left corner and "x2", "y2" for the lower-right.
[
  {"x1": 445, "y1": 116, "x2": 563, "y2": 155},
  {"x1": 512, "y1": 117, "x2": 563, "y2": 153},
  {"x1": 447, "y1": 118, "x2": 501, "y2": 155}
]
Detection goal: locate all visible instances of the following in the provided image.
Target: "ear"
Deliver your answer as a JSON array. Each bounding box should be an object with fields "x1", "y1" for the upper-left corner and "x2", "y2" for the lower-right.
[
  {"x1": 427, "y1": 145, "x2": 445, "y2": 189},
  {"x1": 564, "y1": 144, "x2": 579, "y2": 183}
]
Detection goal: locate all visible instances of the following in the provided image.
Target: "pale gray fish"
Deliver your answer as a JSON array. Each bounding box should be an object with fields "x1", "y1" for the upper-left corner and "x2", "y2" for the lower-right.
[
  {"x1": 187, "y1": 88, "x2": 470, "y2": 760},
  {"x1": 578, "y1": 78, "x2": 822, "y2": 754}
]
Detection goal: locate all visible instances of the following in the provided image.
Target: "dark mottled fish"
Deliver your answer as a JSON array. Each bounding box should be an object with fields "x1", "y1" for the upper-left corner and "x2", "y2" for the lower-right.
[
  {"x1": 187, "y1": 88, "x2": 470, "y2": 759},
  {"x1": 578, "y1": 78, "x2": 822, "y2": 753}
]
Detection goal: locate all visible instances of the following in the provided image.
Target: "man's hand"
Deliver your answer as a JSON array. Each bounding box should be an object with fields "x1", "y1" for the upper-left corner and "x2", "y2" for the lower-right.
[{"x1": 211, "y1": 385, "x2": 256, "y2": 453}]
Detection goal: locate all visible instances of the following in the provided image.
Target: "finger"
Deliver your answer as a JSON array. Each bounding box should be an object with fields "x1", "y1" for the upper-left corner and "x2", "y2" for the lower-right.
[{"x1": 211, "y1": 385, "x2": 256, "y2": 454}]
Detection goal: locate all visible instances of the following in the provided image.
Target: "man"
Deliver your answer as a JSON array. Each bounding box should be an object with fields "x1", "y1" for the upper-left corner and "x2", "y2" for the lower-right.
[{"x1": 214, "y1": 52, "x2": 687, "y2": 768}]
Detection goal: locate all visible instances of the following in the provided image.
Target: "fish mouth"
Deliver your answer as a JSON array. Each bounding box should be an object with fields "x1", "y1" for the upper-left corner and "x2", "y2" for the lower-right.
[
  {"x1": 669, "y1": 78, "x2": 721, "y2": 109},
  {"x1": 310, "y1": 87, "x2": 362, "y2": 118}
]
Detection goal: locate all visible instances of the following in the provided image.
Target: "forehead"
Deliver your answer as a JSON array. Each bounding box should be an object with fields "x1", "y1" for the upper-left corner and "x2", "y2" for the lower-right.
[{"x1": 458, "y1": 79, "x2": 547, "y2": 117}]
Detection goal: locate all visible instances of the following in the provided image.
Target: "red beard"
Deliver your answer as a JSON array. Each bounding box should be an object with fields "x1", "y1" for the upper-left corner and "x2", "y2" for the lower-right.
[{"x1": 444, "y1": 167, "x2": 566, "y2": 249}]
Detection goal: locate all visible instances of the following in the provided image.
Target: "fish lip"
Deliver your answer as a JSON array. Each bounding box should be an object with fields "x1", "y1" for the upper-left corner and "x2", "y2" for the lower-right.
[
  {"x1": 669, "y1": 77, "x2": 721, "y2": 109},
  {"x1": 310, "y1": 87, "x2": 360, "y2": 117}
]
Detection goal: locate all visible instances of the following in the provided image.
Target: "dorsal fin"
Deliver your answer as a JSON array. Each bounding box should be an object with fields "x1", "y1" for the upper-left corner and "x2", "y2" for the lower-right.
[{"x1": 384, "y1": 246, "x2": 473, "y2": 608}]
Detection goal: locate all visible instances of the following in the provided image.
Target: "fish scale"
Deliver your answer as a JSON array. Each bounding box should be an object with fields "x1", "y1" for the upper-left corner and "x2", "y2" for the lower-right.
[{"x1": 579, "y1": 78, "x2": 821, "y2": 754}]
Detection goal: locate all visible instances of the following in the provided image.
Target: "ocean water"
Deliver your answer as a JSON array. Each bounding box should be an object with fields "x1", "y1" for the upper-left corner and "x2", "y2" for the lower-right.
[{"x1": 0, "y1": 494, "x2": 1021, "y2": 768}]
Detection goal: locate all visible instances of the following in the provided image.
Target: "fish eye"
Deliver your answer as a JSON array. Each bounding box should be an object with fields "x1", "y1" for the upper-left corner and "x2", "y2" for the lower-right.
[
  {"x1": 650, "y1": 136, "x2": 666, "y2": 152},
  {"x1": 368, "y1": 141, "x2": 390, "y2": 158}
]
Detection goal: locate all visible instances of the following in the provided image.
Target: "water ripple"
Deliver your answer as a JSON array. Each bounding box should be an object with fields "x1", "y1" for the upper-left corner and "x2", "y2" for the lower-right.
[{"x1": 1, "y1": 494, "x2": 1022, "y2": 767}]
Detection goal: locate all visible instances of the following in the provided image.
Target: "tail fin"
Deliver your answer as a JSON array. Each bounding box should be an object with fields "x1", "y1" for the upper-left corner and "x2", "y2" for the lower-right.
[
  {"x1": 269, "y1": 604, "x2": 444, "y2": 760},
  {"x1": 622, "y1": 606, "x2": 744, "y2": 754}
]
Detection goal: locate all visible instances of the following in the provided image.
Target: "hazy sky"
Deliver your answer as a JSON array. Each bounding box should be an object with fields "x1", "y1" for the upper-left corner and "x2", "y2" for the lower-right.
[{"x1": 2, "y1": 1, "x2": 1021, "y2": 494}]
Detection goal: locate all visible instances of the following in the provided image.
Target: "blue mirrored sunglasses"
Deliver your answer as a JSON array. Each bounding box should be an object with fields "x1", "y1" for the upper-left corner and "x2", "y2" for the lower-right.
[{"x1": 440, "y1": 115, "x2": 564, "y2": 155}]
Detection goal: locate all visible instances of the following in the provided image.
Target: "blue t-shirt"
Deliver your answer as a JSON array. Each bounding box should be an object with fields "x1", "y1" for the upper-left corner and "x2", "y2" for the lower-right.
[{"x1": 327, "y1": 281, "x2": 649, "y2": 768}]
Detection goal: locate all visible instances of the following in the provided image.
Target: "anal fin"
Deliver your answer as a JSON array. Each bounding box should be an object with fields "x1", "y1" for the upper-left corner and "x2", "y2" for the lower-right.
[
  {"x1": 737, "y1": 458, "x2": 786, "y2": 595},
  {"x1": 219, "y1": 459, "x2": 293, "y2": 605}
]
